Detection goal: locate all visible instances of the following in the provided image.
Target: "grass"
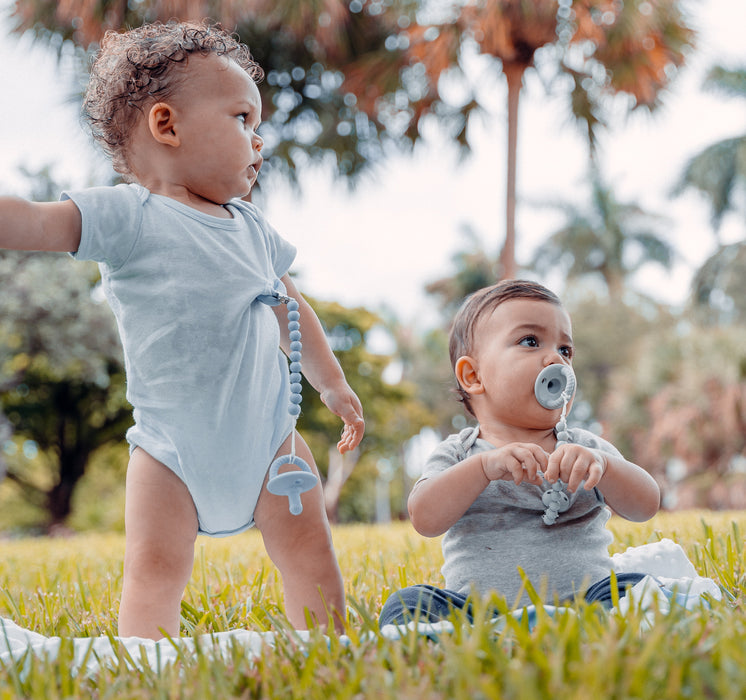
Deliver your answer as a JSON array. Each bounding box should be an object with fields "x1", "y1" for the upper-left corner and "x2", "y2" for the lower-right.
[{"x1": 0, "y1": 511, "x2": 745, "y2": 698}]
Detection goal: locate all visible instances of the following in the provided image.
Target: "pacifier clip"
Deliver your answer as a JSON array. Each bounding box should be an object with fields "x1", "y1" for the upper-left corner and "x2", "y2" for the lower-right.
[
  {"x1": 534, "y1": 364, "x2": 576, "y2": 525},
  {"x1": 258, "y1": 292, "x2": 318, "y2": 515}
]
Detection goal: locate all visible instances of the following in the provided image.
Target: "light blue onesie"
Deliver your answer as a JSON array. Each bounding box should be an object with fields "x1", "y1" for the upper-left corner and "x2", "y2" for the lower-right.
[{"x1": 63, "y1": 183, "x2": 296, "y2": 536}]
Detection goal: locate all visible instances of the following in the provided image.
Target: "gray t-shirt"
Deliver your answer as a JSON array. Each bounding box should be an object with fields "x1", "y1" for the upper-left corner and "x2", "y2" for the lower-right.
[
  {"x1": 64, "y1": 184, "x2": 296, "y2": 536},
  {"x1": 420, "y1": 426, "x2": 619, "y2": 605}
]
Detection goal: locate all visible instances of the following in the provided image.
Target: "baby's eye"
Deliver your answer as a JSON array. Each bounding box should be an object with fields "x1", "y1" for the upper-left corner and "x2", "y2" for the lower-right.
[
  {"x1": 559, "y1": 345, "x2": 574, "y2": 359},
  {"x1": 519, "y1": 335, "x2": 539, "y2": 348}
]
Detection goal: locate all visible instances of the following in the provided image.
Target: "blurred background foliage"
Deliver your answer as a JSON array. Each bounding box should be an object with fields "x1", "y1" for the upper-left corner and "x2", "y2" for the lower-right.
[{"x1": 0, "y1": 0, "x2": 745, "y2": 533}]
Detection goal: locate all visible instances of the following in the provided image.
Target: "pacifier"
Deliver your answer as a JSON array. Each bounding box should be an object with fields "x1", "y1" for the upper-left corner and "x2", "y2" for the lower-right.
[
  {"x1": 534, "y1": 364, "x2": 576, "y2": 409},
  {"x1": 267, "y1": 455, "x2": 317, "y2": 516}
]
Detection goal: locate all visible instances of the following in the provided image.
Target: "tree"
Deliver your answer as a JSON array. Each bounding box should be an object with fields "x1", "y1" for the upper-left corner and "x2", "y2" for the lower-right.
[
  {"x1": 292, "y1": 297, "x2": 435, "y2": 522},
  {"x1": 603, "y1": 323, "x2": 746, "y2": 510},
  {"x1": 0, "y1": 165, "x2": 134, "y2": 532},
  {"x1": 10, "y1": 0, "x2": 410, "y2": 183},
  {"x1": 424, "y1": 224, "x2": 499, "y2": 317},
  {"x1": 531, "y1": 169, "x2": 674, "y2": 302},
  {"x1": 689, "y1": 241, "x2": 746, "y2": 326},
  {"x1": 0, "y1": 250, "x2": 132, "y2": 530},
  {"x1": 672, "y1": 65, "x2": 746, "y2": 235},
  {"x1": 352, "y1": 0, "x2": 694, "y2": 278},
  {"x1": 12, "y1": 0, "x2": 695, "y2": 241},
  {"x1": 566, "y1": 292, "x2": 675, "y2": 420}
]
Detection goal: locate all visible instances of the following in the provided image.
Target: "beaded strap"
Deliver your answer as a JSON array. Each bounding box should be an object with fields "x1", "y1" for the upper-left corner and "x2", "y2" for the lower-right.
[
  {"x1": 259, "y1": 293, "x2": 319, "y2": 515},
  {"x1": 534, "y1": 364, "x2": 576, "y2": 525}
]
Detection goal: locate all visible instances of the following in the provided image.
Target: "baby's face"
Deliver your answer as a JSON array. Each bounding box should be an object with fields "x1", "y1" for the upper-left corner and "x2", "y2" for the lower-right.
[
  {"x1": 166, "y1": 54, "x2": 264, "y2": 204},
  {"x1": 468, "y1": 299, "x2": 574, "y2": 429}
]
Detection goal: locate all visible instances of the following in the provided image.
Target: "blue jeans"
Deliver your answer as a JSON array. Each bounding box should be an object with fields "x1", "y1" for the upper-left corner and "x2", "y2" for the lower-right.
[{"x1": 378, "y1": 573, "x2": 647, "y2": 628}]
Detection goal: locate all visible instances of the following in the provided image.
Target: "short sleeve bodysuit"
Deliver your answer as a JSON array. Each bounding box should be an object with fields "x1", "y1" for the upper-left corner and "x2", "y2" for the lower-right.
[{"x1": 64, "y1": 184, "x2": 296, "y2": 536}]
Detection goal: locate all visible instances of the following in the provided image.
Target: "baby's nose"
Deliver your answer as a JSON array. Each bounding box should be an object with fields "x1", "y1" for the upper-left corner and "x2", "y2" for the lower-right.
[{"x1": 543, "y1": 349, "x2": 568, "y2": 365}]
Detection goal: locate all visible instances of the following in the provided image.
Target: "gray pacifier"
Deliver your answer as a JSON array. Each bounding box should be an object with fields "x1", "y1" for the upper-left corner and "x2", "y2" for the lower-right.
[{"x1": 534, "y1": 364, "x2": 576, "y2": 409}]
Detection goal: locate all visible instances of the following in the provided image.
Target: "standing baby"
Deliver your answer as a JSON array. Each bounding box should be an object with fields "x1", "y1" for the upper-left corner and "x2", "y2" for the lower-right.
[{"x1": 0, "y1": 21, "x2": 364, "y2": 639}]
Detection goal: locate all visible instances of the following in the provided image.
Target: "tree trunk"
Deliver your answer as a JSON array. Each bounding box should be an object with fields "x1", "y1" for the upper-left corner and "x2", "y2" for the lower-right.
[
  {"x1": 323, "y1": 447, "x2": 358, "y2": 523},
  {"x1": 46, "y1": 451, "x2": 88, "y2": 531},
  {"x1": 499, "y1": 63, "x2": 525, "y2": 281}
]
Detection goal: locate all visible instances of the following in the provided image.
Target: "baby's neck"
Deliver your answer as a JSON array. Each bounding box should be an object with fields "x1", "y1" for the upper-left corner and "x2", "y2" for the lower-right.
[
  {"x1": 139, "y1": 178, "x2": 234, "y2": 219},
  {"x1": 477, "y1": 423, "x2": 557, "y2": 451}
]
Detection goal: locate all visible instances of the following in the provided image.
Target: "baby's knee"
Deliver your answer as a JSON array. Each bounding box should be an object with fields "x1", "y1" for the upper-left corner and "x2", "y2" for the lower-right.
[
  {"x1": 283, "y1": 524, "x2": 337, "y2": 570},
  {"x1": 124, "y1": 540, "x2": 194, "y2": 589}
]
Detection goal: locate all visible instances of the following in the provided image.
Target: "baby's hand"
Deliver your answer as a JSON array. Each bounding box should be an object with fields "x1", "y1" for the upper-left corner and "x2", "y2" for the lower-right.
[
  {"x1": 543, "y1": 444, "x2": 606, "y2": 492},
  {"x1": 319, "y1": 385, "x2": 365, "y2": 454},
  {"x1": 481, "y1": 443, "x2": 548, "y2": 486}
]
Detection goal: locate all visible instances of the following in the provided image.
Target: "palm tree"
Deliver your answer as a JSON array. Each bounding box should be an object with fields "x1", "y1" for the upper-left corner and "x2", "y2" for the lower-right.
[
  {"x1": 362, "y1": 0, "x2": 694, "y2": 279},
  {"x1": 424, "y1": 224, "x2": 500, "y2": 317},
  {"x1": 689, "y1": 241, "x2": 746, "y2": 326},
  {"x1": 11, "y1": 0, "x2": 695, "y2": 269},
  {"x1": 531, "y1": 169, "x2": 674, "y2": 302},
  {"x1": 673, "y1": 65, "x2": 746, "y2": 236},
  {"x1": 9, "y1": 0, "x2": 406, "y2": 183}
]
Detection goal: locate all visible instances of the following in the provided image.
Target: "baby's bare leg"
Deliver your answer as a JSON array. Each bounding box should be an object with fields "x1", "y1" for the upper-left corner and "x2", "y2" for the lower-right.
[
  {"x1": 254, "y1": 433, "x2": 345, "y2": 631},
  {"x1": 118, "y1": 448, "x2": 198, "y2": 639}
]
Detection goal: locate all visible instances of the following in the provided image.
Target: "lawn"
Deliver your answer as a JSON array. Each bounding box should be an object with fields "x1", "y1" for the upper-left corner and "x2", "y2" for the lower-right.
[{"x1": 1, "y1": 511, "x2": 745, "y2": 698}]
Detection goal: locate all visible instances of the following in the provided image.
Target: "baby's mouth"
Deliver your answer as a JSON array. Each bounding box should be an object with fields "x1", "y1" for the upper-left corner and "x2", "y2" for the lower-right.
[{"x1": 248, "y1": 157, "x2": 263, "y2": 179}]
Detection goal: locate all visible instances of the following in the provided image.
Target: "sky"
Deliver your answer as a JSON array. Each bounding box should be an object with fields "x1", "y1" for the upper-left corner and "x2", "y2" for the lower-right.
[{"x1": 0, "y1": 0, "x2": 744, "y2": 327}]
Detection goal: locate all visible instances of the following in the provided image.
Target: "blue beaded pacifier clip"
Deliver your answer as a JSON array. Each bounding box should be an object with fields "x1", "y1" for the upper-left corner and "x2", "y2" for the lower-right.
[
  {"x1": 258, "y1": 291, "x2": 319, "y2": 515},
  {"x1": 534, "y1": 364, "x2": 576, "y2": 525}
]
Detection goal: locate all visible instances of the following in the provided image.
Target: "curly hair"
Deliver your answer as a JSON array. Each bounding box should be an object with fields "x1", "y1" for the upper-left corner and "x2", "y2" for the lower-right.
[
  {"x1": 83, "y1": 20, "x2": 264, "y2": 177},
  {"x1": 449, "y1": 279, "x2": 563, "y2": 416}
]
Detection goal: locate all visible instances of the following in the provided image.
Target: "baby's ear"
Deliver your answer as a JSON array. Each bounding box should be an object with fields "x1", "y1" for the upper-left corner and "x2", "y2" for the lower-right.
[
  {"x1": 148, "y1": 103, "x2": 180, "y2": 147},
  {"x1": 454, "y1": 356, "x2": 484, "y2": 395}
]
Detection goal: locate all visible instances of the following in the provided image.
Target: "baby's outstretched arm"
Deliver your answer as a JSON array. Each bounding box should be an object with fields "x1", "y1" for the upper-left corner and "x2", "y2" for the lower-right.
[
  {"x1": 274, "y1": 274, "x2": 365, "y2": 454},
  {"x1": 0, "y1": 198, "x2": 81, "y2": 252}
]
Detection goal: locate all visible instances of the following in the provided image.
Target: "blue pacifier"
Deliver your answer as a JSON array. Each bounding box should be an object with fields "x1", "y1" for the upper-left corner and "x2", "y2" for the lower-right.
[{"x1": 267, "y1": 455, "x2": 317, "y2": 516}]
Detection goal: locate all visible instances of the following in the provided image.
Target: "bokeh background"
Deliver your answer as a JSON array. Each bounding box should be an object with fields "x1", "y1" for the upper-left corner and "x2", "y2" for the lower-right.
[{"x1": 0, "y1": 0, "x2": 744, "y2": 533}]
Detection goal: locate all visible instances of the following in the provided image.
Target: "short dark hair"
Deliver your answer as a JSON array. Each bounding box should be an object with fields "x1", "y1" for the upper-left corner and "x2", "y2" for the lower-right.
[
  {"x1": 83, "y1": 20, "x2": 264, "y2": 178},
  {"x1": 449, "y1": 279, "x2": 563, "y2": 416}
]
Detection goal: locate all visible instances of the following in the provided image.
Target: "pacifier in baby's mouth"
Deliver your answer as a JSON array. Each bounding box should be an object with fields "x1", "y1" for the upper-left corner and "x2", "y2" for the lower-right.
[
  {"x1": 534, "y1": 364, "x2": 576, "y2": 410},
  {"x1": 534, "y1": 364, "x2": 577, "y2": 525}
]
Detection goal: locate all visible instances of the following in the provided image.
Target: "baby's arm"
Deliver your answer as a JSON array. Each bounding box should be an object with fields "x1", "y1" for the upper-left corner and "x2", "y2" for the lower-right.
[
  {"x1": 544, "y1": 444, "x2": 660, "y2": 522},
  {"x1": 274, "y1": 274, "x2": 365, "y2": 453},
  {"x1": 0, "y1": 197, "x2": 81, "y2": 252},
  {"x1": 408, "y1": 443, "x2": 547, "y2": 537}
]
